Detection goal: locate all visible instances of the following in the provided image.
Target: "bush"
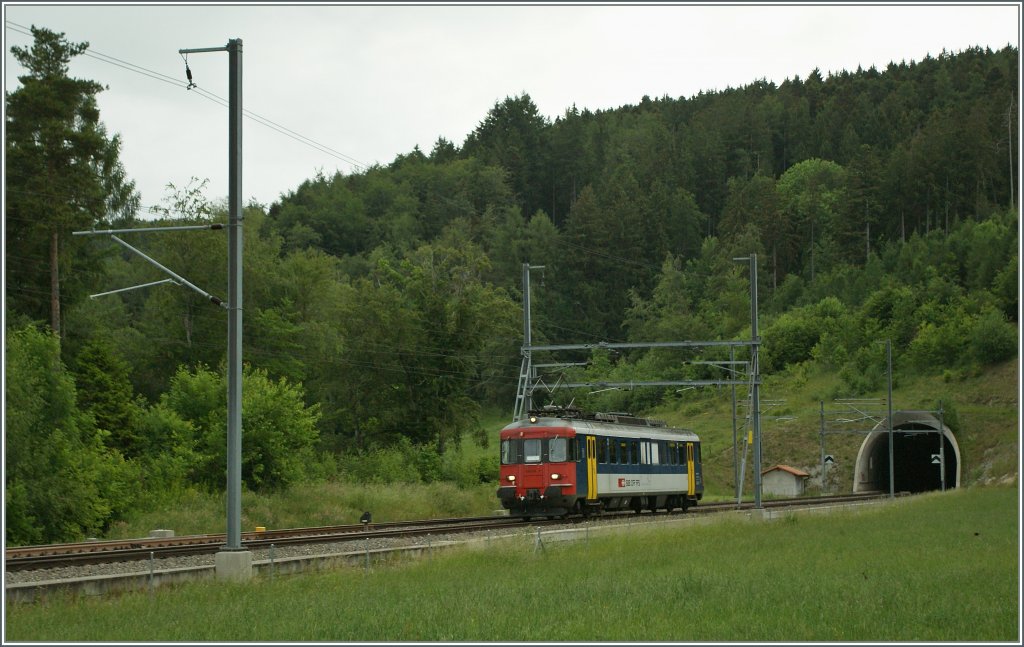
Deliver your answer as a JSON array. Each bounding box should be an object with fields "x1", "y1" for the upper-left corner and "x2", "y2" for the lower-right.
[
  {"x1": 5, "y1": 325, "x2": 137, "y2": 543},
  {"x1": 763, "y1": 311, "x2": 821, "y2": 371},
  {"x1": 839, "y1": 343, "x2": 888, "y2": 395},
  {"x1": 968, "y1": 309, "x2": 1018, "y2": 365},
  {"x1": 907, "y1": 321, "x2": 964, "y2": 370},
  {"x1": 763, "y1": 298, "x2": 849, "y2": 372},
  {"x1": 337, "y1": 437, "x2": 442, "y2": 485},
  {"x1": 158, "y1": 364, "x2": 323, "y2": 492}
]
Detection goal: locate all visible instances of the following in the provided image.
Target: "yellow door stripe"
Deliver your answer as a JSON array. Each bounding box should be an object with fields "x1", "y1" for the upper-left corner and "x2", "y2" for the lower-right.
[
  {"x1": 686, "y1": 442, "x2": 695, "y2": 494},
  {"x1": 586, "y1": 436, "x2": 597, "y2": 500}
]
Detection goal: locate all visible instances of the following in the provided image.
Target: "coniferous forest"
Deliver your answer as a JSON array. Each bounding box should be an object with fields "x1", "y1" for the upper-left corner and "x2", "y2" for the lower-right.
[{"x1": 5, "y1": 26, "x2": 1019, "y2": 543}]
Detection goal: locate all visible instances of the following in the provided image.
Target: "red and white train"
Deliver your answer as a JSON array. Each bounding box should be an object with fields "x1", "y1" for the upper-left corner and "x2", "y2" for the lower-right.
[{"x1": 496, "y1": 407, "x2": 704, "y2": 519}]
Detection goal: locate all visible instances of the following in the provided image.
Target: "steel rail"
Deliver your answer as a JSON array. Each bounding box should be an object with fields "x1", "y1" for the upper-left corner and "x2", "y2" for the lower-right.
[{"x1": 5, "y1": 494, "x2": 888, "y2": 572}]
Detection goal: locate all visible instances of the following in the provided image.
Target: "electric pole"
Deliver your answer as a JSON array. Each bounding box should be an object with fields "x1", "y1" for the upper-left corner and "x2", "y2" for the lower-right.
[{"x1": 179, "y1": 37, "x2": 249, "y2": 580}]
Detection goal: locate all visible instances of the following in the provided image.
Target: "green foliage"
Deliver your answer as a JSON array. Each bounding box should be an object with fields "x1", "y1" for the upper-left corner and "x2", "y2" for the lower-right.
[
  {"x1": 71, "y1": 340, "x2": 143, "y2": 456},
  {"x1": 5, "y1": 26, "x2": 139, "y2": 330},
  {"x1": 462, "y1": 93, "x2": 551, "y2": 219},
  {"x1": 335, "y1": 232, "x2": 519, "y2": 453},
  {"x1": 158, "y1": 364, "x2": 323, "y2": 492},
  {"x1": 336, "y1": 437, "x2": 442, "y2": 485},
  {"x1": 5, "y1": 325, "x2": 136, "y2": 544},
  {"x1": 130, "y1": 403, "x2": 202, "y2": 504},
  {"x1": 776, "y1": 158, "x2": 848, "y2": 279},
  {"x1": 967, "y1": 308, "x2": 1018, "y2": 365}
]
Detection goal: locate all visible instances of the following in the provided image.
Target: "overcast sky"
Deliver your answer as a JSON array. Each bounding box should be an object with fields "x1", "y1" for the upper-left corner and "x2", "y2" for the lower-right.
[{"x1": 3, "y1": 3, "x2": 1020, "y2": 214}]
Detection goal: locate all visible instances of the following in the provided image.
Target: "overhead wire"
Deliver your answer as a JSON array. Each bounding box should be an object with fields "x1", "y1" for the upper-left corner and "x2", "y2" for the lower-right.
[{"x1": 5, "y1": 20, "x2": 368, "y2": 172}]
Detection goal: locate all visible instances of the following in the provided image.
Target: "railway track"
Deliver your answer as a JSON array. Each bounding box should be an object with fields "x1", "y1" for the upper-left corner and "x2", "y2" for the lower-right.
[
  {"x1": 5, "y1": 492, "x2": 887, "y2": 573},
  {"x1": 4, "y1": 515, "x2": 519, "y2": 572},
  {"x1": 6, "y1": 493, "x2": 897, "y2": 606}
]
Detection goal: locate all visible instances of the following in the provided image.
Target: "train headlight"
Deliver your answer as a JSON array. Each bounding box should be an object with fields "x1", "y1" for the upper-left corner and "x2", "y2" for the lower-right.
[
  {"x1": 507, "y1": 475, "x2": 516, "y2": 482},
  {"x1": 551, "y1": 473, "x2": 560, "y2": 480},
  {"x1": 529, "y1": 416, "x2": 538, "y2": 424}
]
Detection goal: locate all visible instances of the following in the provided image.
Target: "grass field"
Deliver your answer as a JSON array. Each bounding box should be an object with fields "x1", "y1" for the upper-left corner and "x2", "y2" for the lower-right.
[{"x1": 6, "y1": 486, "x2": 1018, "y2": 642}]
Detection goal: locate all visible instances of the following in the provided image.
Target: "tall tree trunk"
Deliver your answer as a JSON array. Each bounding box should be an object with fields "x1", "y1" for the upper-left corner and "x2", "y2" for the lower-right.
[
  {"x1": 49, "y1": 229, "x2": 60, "y2": 337},
  {"x1": 866, "y1": 220, "x2": 870, "y2": 264},
  {"x1": 1009, "y1": 95, "x2": 1015, "y2": 210},
  {"x1": 772, "y1": 244, "x2": 778, "y2": 290}
]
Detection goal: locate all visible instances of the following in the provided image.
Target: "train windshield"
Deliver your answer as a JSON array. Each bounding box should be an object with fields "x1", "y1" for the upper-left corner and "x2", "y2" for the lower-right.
[
  {"x1": 524, "y1": 439, "x2": 542, "y2": 463},
  {"x1": 500, "y1": 437, "x2": 575, "y2": 464},
  {"x1": 548, "y1": 437, "x2": 568, "y2": 462}
]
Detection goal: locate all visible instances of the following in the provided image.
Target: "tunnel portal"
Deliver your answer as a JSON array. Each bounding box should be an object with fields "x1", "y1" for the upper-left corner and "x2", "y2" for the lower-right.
[{"x1": 852, "y1": 412, "x2": 960, "y2": 493}]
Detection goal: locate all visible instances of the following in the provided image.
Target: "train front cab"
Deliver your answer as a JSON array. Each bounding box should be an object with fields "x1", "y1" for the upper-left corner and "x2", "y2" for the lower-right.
[{"x1": 497, "y1": 425, "x2": 579, "y2": 518}]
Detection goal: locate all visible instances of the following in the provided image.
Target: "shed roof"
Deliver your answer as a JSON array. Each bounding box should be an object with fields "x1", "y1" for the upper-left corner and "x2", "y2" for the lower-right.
[{"x1": 762, "y1": 464, "x2": 810, "y2": 478}]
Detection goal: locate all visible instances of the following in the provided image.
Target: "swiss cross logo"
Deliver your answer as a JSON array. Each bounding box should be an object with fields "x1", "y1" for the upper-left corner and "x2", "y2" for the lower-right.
[
  {"x1": 617, "y1": 478, "x2": 640, "y2": 487},
  {"x1": 618, "y1": 478, "x2": 625, "y2": 487}
]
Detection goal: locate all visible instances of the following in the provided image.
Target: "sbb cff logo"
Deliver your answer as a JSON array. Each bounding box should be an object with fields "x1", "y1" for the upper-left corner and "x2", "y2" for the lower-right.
[{"x1": 618, "y1": 478, "x2": 640, "y2": 487}]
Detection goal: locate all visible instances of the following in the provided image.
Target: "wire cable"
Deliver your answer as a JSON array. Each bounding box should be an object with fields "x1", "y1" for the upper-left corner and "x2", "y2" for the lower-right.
[{"x1": 5, "y1": 21, "x2": 368, "y2": 172}]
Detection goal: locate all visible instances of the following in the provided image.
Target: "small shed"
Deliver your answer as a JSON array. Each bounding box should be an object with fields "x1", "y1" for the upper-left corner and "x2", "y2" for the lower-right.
[{"x1": 762, "y1": 464, "x2": 810, "y2": 497}]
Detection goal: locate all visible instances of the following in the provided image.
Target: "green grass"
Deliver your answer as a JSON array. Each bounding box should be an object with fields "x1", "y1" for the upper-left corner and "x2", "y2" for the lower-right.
[
  {"x1": 7, "y1": 487, "x2": 1018, "y2": 642},
  {"x1": 104, "y1": 480, "x2": 499, "y2": 539}
]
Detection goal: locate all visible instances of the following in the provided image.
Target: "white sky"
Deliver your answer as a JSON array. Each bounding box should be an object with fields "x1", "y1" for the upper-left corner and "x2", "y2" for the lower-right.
[{"x1": 3, "y1": 2, "x2": 1020, "y2": 214}]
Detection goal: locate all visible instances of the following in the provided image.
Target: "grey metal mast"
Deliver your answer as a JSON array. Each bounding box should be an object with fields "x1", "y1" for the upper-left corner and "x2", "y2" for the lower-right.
[
  {"x1": 523, "y1": 262, "x2": 533, "y2": 415},
  {"x1": 886, "y1": 339, "x2": 894, "y2": 498},
  {"x1": 733, "y1": 254, "x2": 762, "y2": 508},
  {"x1": 749, "y1": 254, "x2": 763, "y2": 509},
  {"x1": 225, "y1": 37, "x2": 244, "y2": 551},
  {"x1": 178, "y1": 38, "x2": 244, "y2": 553}
]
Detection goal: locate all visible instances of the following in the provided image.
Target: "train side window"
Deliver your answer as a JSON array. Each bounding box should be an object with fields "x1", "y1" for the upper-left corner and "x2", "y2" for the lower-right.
[
  {"x1": 501, "y1": 439, "x2": 522, "y2": 465},
  {"x1": 619, "y1": 440, "x2": 628, "y2": 465},
  {"x1": 549, "y1": 437, "x2": 568, "y2": 463},
  {"x1": 524, "y1": 439, "x2": 542, "y2": 463},
  {"x1": 631, "y1": 440, "x2": 640, "y2": 465},
  {"x1": 668, "y1": 441, "x2": 678, "y2": 466}
]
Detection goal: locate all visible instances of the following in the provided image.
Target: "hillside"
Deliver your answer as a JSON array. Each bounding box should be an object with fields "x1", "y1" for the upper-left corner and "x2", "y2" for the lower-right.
[
  {"x1": 648, "y1": 357, "x2": 1019, "y2": 499},
  {"x1": 6, "y1": 33, "x2": 1019, "y2": 545}
]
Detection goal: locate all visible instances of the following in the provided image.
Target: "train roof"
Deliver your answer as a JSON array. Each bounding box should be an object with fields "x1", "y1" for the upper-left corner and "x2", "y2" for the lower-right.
[{"x1": 502, "y1": 408, "x2": 699, "y2": 442}]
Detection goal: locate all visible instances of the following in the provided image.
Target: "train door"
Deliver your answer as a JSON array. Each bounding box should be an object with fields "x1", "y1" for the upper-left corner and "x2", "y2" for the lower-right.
[
  {"x1": 686, "y1": 442, "x2": 696, "y2": 494},
  {"x1": 640, "y1": 441, "x2": 654, "y2": 488},
  {"x1": 586, "y1": 436, "x2": 598, "y2": 501}
]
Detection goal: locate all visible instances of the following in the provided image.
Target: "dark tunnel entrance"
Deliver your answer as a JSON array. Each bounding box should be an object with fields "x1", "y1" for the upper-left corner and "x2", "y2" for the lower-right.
[{"x1": 853, "y1": 413, "x2": 961, "y2": 494}]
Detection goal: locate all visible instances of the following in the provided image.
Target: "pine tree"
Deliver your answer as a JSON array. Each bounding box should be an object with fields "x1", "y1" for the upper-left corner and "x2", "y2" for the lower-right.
[{"x1": 5, "y1": 26, "x2": 139, "y2": 337}]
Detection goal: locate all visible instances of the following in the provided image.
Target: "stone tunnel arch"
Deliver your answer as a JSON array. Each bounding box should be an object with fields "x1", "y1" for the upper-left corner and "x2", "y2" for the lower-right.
[{"x1": 852, "y1": 411, "x2": 960, "y2": 493}]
